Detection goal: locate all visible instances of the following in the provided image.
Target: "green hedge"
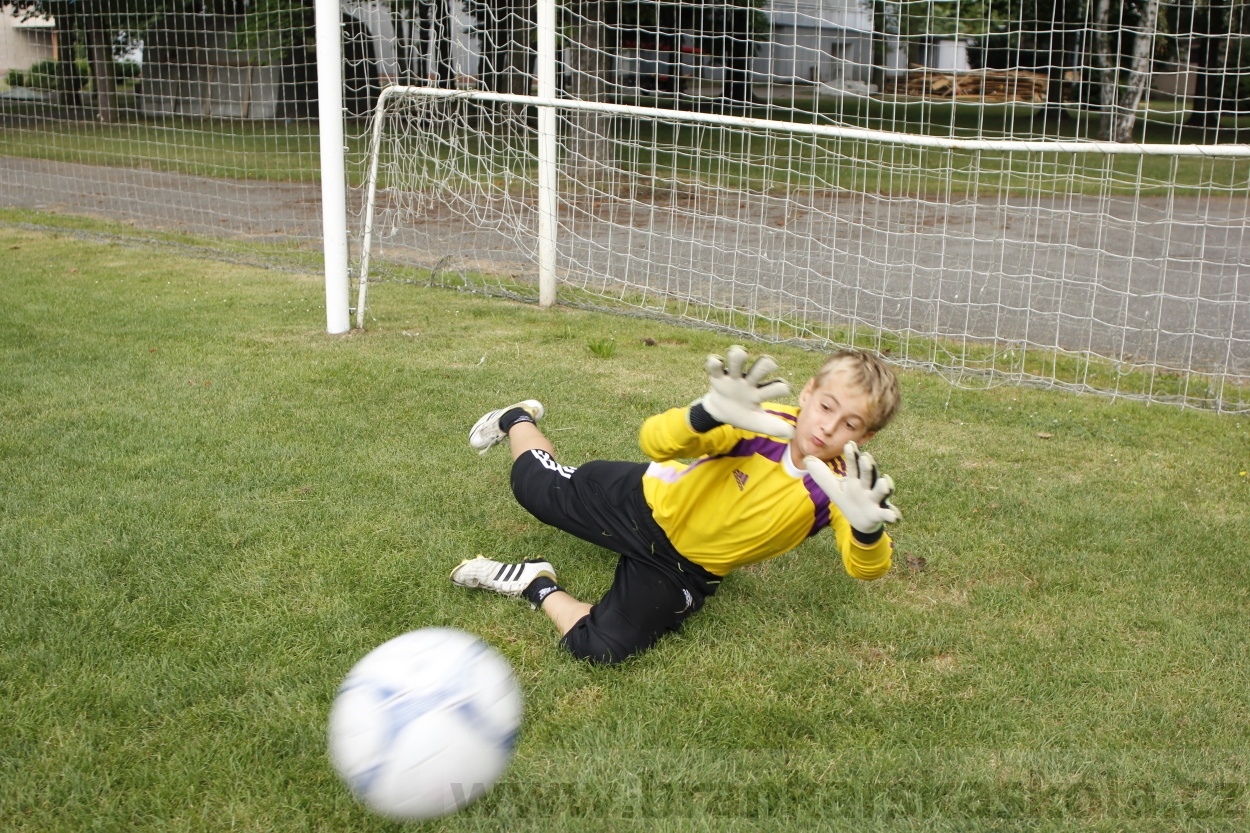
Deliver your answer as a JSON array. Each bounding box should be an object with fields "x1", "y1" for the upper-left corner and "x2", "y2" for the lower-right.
[{"x1": 5, "y1": 57, "x2": 137, "y2": 91}]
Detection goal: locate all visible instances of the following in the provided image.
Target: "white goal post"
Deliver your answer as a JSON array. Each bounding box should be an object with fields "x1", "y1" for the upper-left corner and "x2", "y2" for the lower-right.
[{"x1": 316, "y1": 0, "x2": 351, "y2": 335}]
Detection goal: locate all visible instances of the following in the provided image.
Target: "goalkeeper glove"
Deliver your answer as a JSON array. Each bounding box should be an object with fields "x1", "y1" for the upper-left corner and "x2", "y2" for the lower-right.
[
  {"x1": 803, "y1": 441, "x2": 901, "y2": 534},
  {"x1": 697, "y1": 345, "x2": 794, "y2": 439}
]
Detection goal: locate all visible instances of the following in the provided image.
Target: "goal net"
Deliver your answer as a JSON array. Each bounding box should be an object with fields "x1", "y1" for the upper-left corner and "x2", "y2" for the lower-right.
[
  {"x1": 358, "y1": 86, "x2": 1250, "y2": 411},
  {"x1": 1, "y1": 0, "x2": 1247, "y2": 410}
]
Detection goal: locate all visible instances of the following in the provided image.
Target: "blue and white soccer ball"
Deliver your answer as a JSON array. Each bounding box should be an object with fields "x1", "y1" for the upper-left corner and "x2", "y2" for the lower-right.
[{"x1": 327, "y1": 627, "x2": 523, "y2": 821}]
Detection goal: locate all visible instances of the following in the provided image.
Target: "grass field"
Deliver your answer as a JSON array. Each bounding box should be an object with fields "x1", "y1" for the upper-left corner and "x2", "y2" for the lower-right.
[
  {"x1": 2, "y1": 221, "x2": 1249, "y2": 832},
  {"x1": 0, "y1": 115, "x2": 335, "y2": 183},
  {"x1": 4, "y1": 106, "x2": 1247, "y2": 196}
]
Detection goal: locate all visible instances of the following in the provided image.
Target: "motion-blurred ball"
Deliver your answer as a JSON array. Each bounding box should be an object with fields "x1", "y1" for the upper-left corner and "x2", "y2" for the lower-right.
[{"x1": 327, "y1": 627, "x2": 522, "y2": 821}]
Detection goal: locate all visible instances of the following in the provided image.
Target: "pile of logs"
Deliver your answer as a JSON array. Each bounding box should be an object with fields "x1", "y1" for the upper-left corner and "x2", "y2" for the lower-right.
[{"x1": 890, "y1": 68, "x2": 1049, "y2": 103}]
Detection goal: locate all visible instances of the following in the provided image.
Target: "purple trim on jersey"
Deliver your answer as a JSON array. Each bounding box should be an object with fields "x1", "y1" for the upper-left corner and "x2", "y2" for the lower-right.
[
  {"x1": 646, "y1": 436, "x2": 790, "y2": 484},
  {"x1": 728, "y1": 436, "x2": 788, "y2": 462},
  {"x1": 765, "y1": 409, "x2": 797, "y2": 424},
  {"x1": 646, "y1": 455, "x2": 720, "y2": 484},
  {"x1": 645, "y1": 461, "x2": 685, "y2": 483},
  {"x1": 802, "y1": 475, "x2": 832, "y2": 537}
]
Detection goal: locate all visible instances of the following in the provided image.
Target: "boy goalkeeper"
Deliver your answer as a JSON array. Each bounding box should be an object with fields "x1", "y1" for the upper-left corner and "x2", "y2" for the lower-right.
[{"x1": 452, "y1": 346, "x2": 902, "y2": 664}]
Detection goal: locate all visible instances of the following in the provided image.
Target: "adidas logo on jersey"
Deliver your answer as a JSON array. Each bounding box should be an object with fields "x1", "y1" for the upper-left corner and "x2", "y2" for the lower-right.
[{"x1": 732, "y1": 469, "x2": 748, "y2": 490}]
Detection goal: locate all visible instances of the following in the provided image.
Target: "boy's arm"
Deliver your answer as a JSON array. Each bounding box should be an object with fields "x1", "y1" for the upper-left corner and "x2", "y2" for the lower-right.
[
  {"x1": 802, "y1": 443, "x2": 901, "y2": 533},
  {"x1": 639, "y1": 405, "x2": 742, "y2": 461},
  {"x1": 830, "y1": 515, "x2": 894, "y2": 580},
  {"x1": 642, "y1": 345, "x2": 795, "y2": 461},
  {"x1": 803, "y1": 442, "x2": 901, "y2": 581}
]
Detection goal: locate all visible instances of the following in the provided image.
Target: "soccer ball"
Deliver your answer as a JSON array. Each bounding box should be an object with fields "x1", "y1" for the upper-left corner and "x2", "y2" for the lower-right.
[{"x1": 327, "y1": 627, "x2": 523, "y2": 821}]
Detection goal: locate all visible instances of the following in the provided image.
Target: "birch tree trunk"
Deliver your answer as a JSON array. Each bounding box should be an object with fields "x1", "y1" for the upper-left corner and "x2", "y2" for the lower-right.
[
  {"x1": 1187, "y1": 0, "x2": 1235, "y2": 132},
  {"x1": 1094, "y1": 0, "x2": 1118, "y2": 139},
  {"x1": 1111, "y1": 0, "x2": 1161, "y2": 141}
]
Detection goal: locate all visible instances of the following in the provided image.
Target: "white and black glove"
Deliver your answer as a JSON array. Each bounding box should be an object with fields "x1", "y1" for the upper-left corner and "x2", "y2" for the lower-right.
[
  {"x1": 694, "y1": 345, "x2": 794, "y2": 439},
  {"x1": 803, "y1": 441, "x2": 901, "y2": 535}
]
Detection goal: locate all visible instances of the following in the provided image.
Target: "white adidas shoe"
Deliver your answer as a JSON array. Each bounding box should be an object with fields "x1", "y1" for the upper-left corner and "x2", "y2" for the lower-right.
[
  {"x1": 451, "y1": 556, "x2": 556, "y2": 597},
  {"x1": 469, "y1": 399, "x2": 544, "y2": 455}
]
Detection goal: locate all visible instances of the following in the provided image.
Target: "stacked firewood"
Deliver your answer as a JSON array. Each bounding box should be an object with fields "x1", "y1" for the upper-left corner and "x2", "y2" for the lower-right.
[{"x1": 891, "y1": 68, "x2": 1049, "y2": 103}]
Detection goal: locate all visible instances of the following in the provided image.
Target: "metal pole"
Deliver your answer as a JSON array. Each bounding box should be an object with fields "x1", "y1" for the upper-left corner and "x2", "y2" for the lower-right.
[
  {"x1": 536, "y1": 0, "x2": 558, "y2": 307},
  {"x1": 316, "y1": 0, "x2": 351, "y2": 334},
  {"x1": 353, "y1": 86, "x2": 1250, "y2": 157},
  {"x1": 356, "y1": 88, "x2": 395, "y2": 330}
]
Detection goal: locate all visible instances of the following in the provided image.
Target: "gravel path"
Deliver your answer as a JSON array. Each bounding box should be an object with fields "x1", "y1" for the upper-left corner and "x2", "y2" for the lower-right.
[{"x1": 4, "y1": 153, "x2": 1247, "y2": 375}]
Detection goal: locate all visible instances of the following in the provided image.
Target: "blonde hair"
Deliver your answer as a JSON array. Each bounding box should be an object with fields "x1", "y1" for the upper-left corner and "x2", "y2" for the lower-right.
[{"x1": 812, "y1": 349, "x2": 900, "y2": 432}]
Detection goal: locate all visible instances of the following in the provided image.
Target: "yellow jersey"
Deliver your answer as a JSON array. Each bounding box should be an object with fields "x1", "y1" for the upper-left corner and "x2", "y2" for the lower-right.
[{"x1": 638, "y1": 404, "x2": 894, "y2": 579}]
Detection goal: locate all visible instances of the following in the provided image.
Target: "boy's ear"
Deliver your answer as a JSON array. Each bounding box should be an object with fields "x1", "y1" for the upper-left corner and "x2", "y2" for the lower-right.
[{"x1": 798, "y1": 378, "x2": 815, "y2": 408}]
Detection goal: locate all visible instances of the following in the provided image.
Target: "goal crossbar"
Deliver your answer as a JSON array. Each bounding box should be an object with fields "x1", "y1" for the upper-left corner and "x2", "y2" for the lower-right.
[{"x1": 369, "y1": 87, "x2": 1250, "y2": 158}]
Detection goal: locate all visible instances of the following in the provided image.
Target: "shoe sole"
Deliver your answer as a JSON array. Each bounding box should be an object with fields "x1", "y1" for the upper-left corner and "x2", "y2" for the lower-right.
[{"x1": 469, "y1": 400, "x2": 545, "y2": 453}]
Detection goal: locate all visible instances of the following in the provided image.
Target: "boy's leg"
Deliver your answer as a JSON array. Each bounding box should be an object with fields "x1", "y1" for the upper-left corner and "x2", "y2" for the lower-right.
[
  {"x1": 449, "y1": 554, "x2": 593, "y2": 634},
  {"x1": 506, "y1": 421, "x2": 554, "y2": 462},
  {"x1": 536, "y1": 591, "x2": 593, "y2": 635},
  {"x1": 465, "y1": 408, "x2": 718, "y2": 663},
  {"x1": 450, "y1": 557, "x2": 682, "y2": 664},
  {"x1": 459, "y1": 412, "x2": 598, "y2": 636},
  {"x1": 507, "y1": 455, "x2": 712, "y2": 663},
  {"x1": 557, "y1": 552, "x2": 703, "y2": 664}
]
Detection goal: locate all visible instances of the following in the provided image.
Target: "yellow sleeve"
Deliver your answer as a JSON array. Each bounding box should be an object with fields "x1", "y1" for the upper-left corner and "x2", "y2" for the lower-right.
[
  {"x1": 830, "y1": 513, "x2": 894, "y2": 581},
  {"x1": 638, "y1": 406, "x2": 742, "y2": 462}
]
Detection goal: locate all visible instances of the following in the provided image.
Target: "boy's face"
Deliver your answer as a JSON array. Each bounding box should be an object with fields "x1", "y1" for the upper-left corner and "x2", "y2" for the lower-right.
[{"x1": 791, "y1": 369, "x2": 876, "y2": 465}]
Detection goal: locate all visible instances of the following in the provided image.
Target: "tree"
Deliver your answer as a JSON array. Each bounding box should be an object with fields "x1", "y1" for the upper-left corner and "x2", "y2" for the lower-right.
[
  {"x1": 463, "y1": 0, "x2": 532, "y2": 130},
  {"x1": 1182, "y1": 0, "x2": 1250, "y2": 137},
  {"x1": 3, "y1": 0, "x2": 235, "y2": 122},
  {"x1": 1096, "y1": 0, "x2": 1159, "y2": 141},
  {"x1": 689, "y1": 0, "x2": 769, "y2": 107},
  {"x1": 471, "y1": 0, "x2": 530, "y2": 97}
]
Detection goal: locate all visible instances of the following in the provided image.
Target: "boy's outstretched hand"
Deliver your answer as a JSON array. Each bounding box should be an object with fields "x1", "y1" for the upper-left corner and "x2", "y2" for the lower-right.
[
  {"x1": 803, "y1": 442, "x2": 901, "y2": 533},
  {"x1": 700, "y1": 346, "x2": 795, "y2": 438}
]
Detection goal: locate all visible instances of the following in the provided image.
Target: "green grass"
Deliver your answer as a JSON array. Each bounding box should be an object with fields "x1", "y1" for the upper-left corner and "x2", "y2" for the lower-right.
[
  {"x1": 0, "y1": 114, "x2": 351, "y2": 183},
  {"x1": 587, "y1": 337, "x2": 618, "y2": 358},
  {"x1": 0, "y1": 205, "x2": 328, "y2": 272},
  {"x1": 428, "y1": 275, "x2": 1249, "y2": 413},
  {"x1": 2, "y1": 221, "x2": 1249, "y2": 832},
  {"x1": 4, "y1": 105, "x2": 1247, "y2": 196}
]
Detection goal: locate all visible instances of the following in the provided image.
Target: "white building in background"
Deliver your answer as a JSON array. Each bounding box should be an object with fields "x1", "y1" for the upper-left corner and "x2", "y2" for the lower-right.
[
  {"x1": 753, "y1": 0, "x2": 878, "y2": 94},
  {"x1": 910, "y1": 36, "x2": 972, "y2": 71},
  {"x1": 342, "y1": 0, "x2": 886, "y2": 98},
  {"x1": 1, "y1": 7, "x2": 55, "y2": 82},
  {"x1": 140, "y1": 14, "x2": 284, "y2": 119}
]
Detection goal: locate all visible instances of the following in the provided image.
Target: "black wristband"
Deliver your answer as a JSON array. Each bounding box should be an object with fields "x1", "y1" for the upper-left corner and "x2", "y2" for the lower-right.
[
  {"x1": 687, "y1": 401, "x2": 724, "y2": 433},
  {"x1": 851, "y1": 526, "x2": 884, "y2": 546}
]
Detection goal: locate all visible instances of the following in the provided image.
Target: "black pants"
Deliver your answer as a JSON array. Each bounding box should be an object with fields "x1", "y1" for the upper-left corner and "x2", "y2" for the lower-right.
[{"x1": 510, "y1": 449, "x2": 721, "y2": 664}]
